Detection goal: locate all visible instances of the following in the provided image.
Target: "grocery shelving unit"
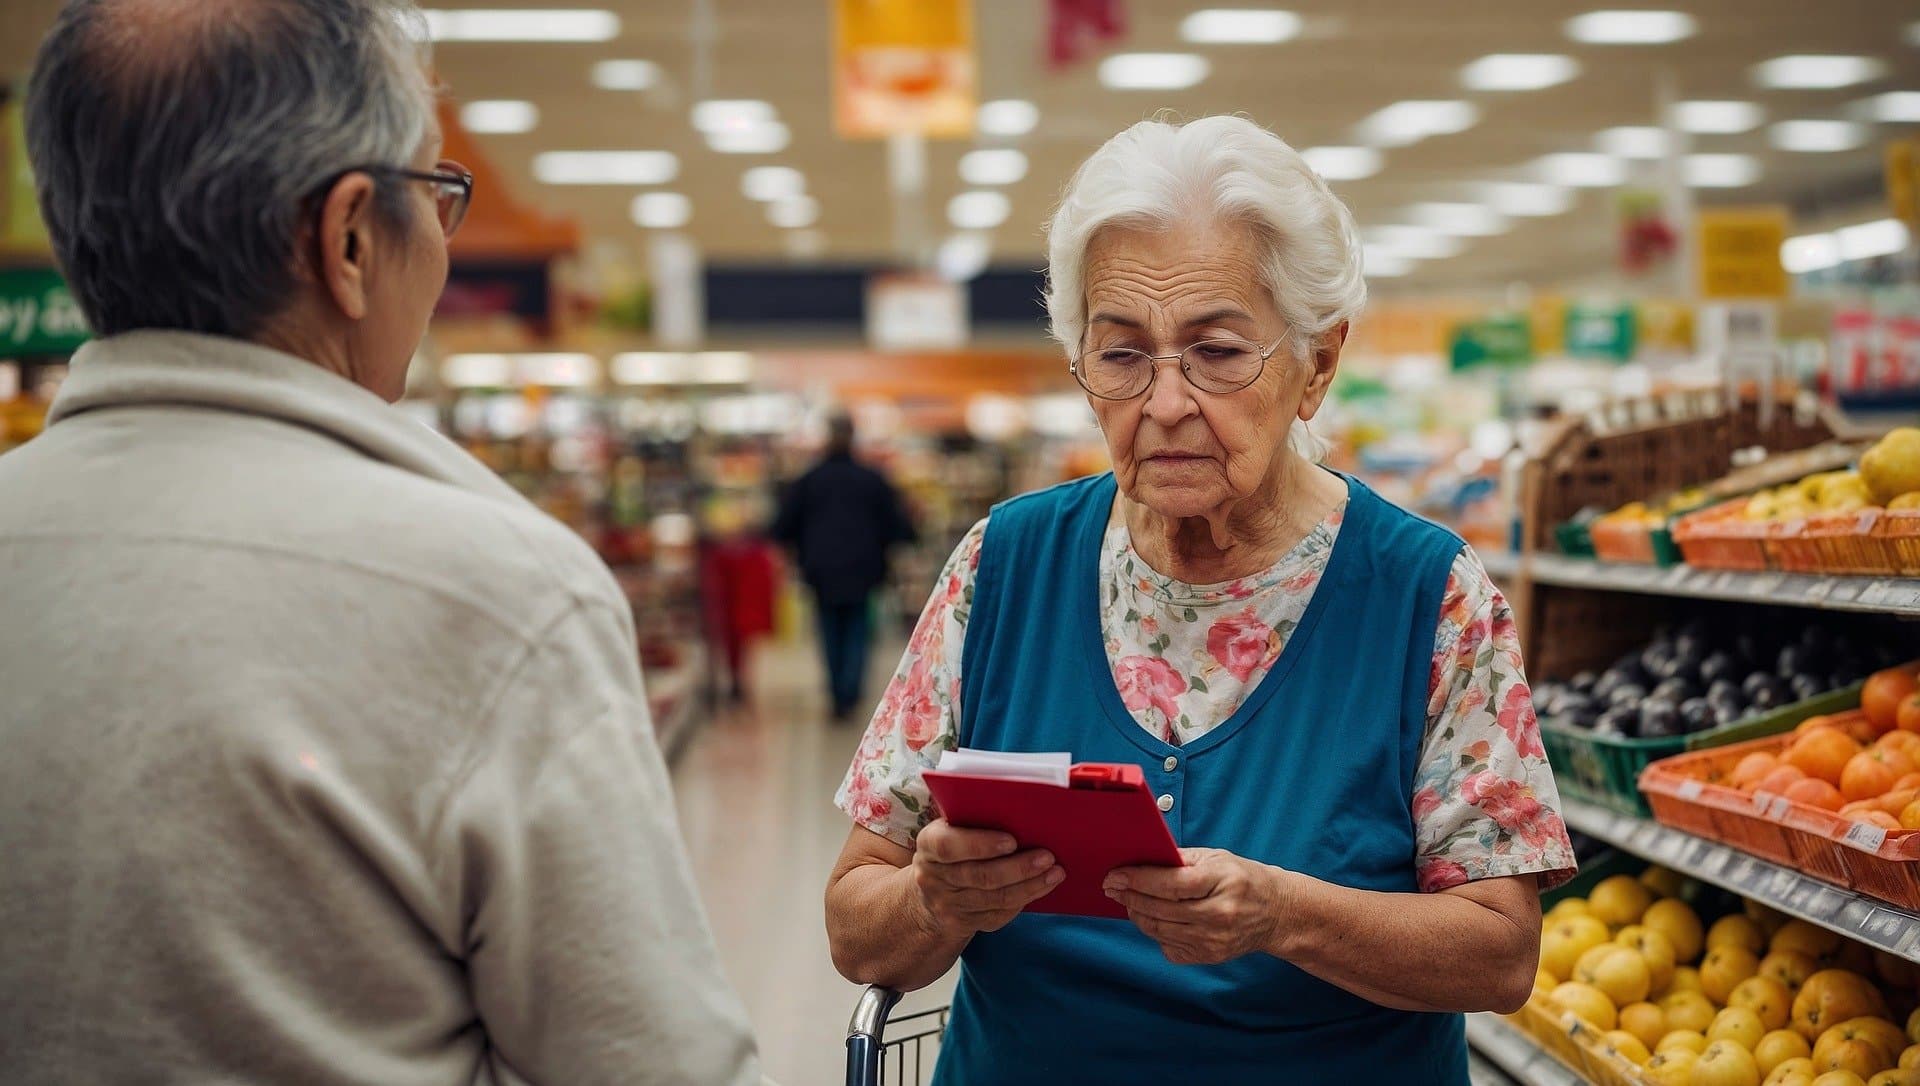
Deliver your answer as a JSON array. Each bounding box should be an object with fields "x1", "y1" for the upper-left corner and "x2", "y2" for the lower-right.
[
  {"x1": 1466, "y1": 1014, "x2": 1586, "y2": 1086},
  {"x1": 1527, "y1": 554, "x2": 1920, "y2": 618}
]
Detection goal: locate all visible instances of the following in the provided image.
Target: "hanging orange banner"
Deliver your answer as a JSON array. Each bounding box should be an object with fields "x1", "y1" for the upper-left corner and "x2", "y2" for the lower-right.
[{"x1": 833, "y1": 0, "x2": 976, "y2": 140}]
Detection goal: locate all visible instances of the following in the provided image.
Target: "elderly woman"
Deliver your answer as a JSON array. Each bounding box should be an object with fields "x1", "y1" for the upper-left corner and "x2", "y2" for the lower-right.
[
  {"x1": 0, "y1": 1, "x2": 757, "y2": 1083},
  {"x1": 825, "y1": 116, "x2": 1574, "y2": 1082}
]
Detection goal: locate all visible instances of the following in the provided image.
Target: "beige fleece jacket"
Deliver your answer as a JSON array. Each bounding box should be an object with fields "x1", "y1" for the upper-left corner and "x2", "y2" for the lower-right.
[{"x1": 0, "y1": 331, "x2": 761, "y2": 1085}]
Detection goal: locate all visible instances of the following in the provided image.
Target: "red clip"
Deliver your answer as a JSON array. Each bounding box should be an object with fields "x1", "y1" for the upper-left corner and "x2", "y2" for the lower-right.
[{"x1": 1069, "y1": 763, "x2": 1145, "y2": 790}]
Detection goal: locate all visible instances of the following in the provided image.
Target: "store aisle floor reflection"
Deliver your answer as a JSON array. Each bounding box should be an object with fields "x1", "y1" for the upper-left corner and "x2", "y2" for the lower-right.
[{"x1": 672, "y1": 635, "x2": 956, "y2": 1086}]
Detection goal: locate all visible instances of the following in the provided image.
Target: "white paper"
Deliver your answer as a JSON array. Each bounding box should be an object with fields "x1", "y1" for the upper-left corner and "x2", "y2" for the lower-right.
[{"x1": 936, "y1": 747, "x2": 1071, "y2": 788}]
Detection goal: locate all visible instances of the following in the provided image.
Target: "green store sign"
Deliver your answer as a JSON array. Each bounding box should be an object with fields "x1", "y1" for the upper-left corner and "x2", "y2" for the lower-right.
[
  {"x1": 1564, "y1": 302, "x2": 1636, "y2": 362},
  {"x1": 1449, "y1": 313, "x2": 1532, "y2": 370},
  {"x1": 0, "y1": 268, "x2": 89, "y2": 357}
]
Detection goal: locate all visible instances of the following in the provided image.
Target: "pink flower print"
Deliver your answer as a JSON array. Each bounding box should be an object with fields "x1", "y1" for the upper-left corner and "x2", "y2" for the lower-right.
[
  {"x1": 1462, "y1": 772, "x2": 1553, "y2": 848},
  {"x1": 1490, "y1": 607, "x2": 1517, "y2": 646},
  {"x1": 896, "y1": 657, "x2": 942, "y2": 751},
  {"x1": 1454, "y1": 619, "x2": 1489, "y2": 662},
  {"x1": 1139, "y1": 615, "x2": 1160, "y2": 637},
  {"x1": 1455, "y1": 684, "x2": 1490, "y2": 719},
  {"x1": 1495, "y1": 685, "x2": 1545, "y2": 758},
  {"x1": 1226, "y1": 580, "x2": 1256, "y2": 600},
  {"x1": 1412, "y1": 786, "x2": 1442, "y2": 823},
  {"x1": 1282, "y1": 567, "x2": 1320, "y2": 592},
  {"x1": 845, "y1": 769, "x2": 894, "y2": 826},
  {"x1": 1418, "y1": 856, "x2": 1470, "y2": 893},
  {"x1": 1114, "y1": 655, "x2": 1187, "y2": 725},
  {"x1": 1207, "y1": 608, "x2": 1276, "y2": 683}
]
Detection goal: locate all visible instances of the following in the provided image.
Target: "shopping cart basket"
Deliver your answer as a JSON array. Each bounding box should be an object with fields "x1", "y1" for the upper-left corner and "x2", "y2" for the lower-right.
[{"x1": 845, "y1": 986, "x2": 949, "y2": 1086}]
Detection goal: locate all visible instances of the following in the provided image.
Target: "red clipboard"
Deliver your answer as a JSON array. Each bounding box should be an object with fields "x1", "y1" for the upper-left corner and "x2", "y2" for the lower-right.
[{"x1": 922, "y1": 762, "x2": 1184, "y2": 919}]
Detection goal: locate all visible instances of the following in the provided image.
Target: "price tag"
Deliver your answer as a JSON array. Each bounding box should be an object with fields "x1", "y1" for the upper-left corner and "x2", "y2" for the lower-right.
[
  {"x1": 1662, "y1": 566, "x2": 1692, "y2": 588},
  {"x1": 1769, "y1": 869, "x2": 1798, "y2": 897},
  {"x1": 1767, "y1": 796, "x2": 1791, "y2": 821},
  {"x1": 1863, "y1": 909, "x2": 1906, "y2": 943},
  {"x1": 1752, "y1": 574, "x2": 1785, "y2": 594},
  {"x1": 1862, "y1": 580, "x2": 1920, "y2": 613},
  {"x1": 1656, "y1": 832, "x2": 1686, "y2": 864},
  {"x1": 1694, "y1": 844, "x2": 1728, "y2": 876},
  {"x1": 1846, "y1": 821, "x2": 1889, "y2": 852},
  {"x1": 1752, "y1": 791, "x2": 1776, "y2": 814},
  {"x1": 1731, "y1": 855, "x2": 1758, "y2": 884},
  {"x1": 1807, "y1": 579, "x2": 1836, "y2": 601},
  {"x1": 1809, "y1": 887, "x2": 1844, "y2": 919},
  {"x1": 1678, "y1": 779, "x2": 1704, "y2": 800}
]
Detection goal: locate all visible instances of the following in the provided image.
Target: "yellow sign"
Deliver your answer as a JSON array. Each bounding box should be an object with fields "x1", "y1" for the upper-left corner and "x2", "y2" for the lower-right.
[
  {"x1": 1696, "y1": 206, "x2": 1789, "y2": 299},
  {"x1": 1888, "y1": 139, "x2": 1920, "y2": 227},
  {"x1": 2, "y1": 98, "x2": 52, "y2": 252},
  {"x1": 833, "y1": 0, "x2": 975, "y2": 140}
]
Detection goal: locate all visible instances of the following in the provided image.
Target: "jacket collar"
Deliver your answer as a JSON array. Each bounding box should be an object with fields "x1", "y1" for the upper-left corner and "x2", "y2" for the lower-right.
[{"x1": 49, "y1": 330, "x2": 523, "y2": 506}]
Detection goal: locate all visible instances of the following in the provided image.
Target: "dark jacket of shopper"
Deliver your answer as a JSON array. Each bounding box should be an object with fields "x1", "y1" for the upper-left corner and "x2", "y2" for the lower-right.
[{"x1": 772, "y1": 450, "x2": 917, "y2": 606}]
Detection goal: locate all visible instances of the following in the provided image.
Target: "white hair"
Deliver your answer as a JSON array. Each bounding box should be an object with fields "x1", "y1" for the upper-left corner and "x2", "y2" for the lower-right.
[{"x1": 1044, "y1": 115, "x2": 1367, "y2": 462}]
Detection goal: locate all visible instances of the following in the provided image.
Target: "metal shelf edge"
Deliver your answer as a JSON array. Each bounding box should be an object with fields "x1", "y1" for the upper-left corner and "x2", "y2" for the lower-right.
[
  {"x1": 1464, "y1": 1013, "x2": 1586, "y2": 1086},
  {"x1": 1526, "y1": 555, "x2": 1920, "y2": 617}
]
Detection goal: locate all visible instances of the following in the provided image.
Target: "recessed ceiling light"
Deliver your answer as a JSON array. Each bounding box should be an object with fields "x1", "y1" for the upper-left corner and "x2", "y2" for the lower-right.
[
  {"x1": 1179, "y1": 9, "x2": 1303, "y2": 44},
  {"x1": 1302, "y1": 146, "x2": 1382, "y2": 180},
  {"x1": 459, "y1": 100, "x2": 538, "y2": 134},
  {"x1": 948, "y1": 191, "x2": 1012, "y2": 230},
  {"x1": 1363, "y1": 249, "x2": 1414, "y2": 278},
  {"x1": 1672, "y1": 100, "x2": 1764, "y2": 134},
  {"x1": 768, "y1": 195, "x2": 819, "y2": 229},
  {"x1": 1564, "y1": 10, "x2": 1697, "y2": 45},
  {"x1": 1683, "y1": 153, "x2": 1761, "y2": 188},
  {"x1": 742, "y1": 166, "x2": 806, "y2": 202},
  {"x1": 1859, "y1": 92, "x2": 1920, "y2": 123},
  {"x1": 1482, "y1": 182, "x2": 1573, "y2": 217},
  {"x1": 959, "y1": 149, "x2": 1028, "y2": 186},
  {"x1": 1409, "y1": 203, "x2": 1508, "y2": 237},
  {"x1": 1910, "y1": 20, "x2": 1920, "y2": 47},
  {"x1": 631, "y1": 192, "x2": 691, "y2": 229},
  {"x1": 936, "y1": 233, "x2": 993, "y2": 282},
  {"x1": 692, "y1": 100, "x2": 777, "y2": 134},
  {"x1": 1769, "y1": 120, "x2": 1870, "y2": 153},
  {"x1": 592, "y1": 59, "x2": 659, "y2": 91},
  {"x1": 977, "y1": 99, "x2": 1040, "y2": 137},
  {"x1": 534, "y1": 150, "x2": 677, "y2": 185},
  {"x1": 1355, "y1": 100, "x2": 1479, "y2": 148},
  {"x1": 708, "y1": 122, "x2": 790, "y2": 155},
  {"x1": 1752, "y1": 55, "x2": 1887, "y2": 90},
  {"x1": 1461, "y1": 54, "x2": 1580, "y2": 92},
  {"x1": 423, "y1": 9, "x2": 619, "y2": 42},
  {"x1": 1596, "y1": 126, "x2": 1671, "y2": 159},
  {"x1": 1534, "y1": 152, "x2": 1625, "y2": 187},
  {"x1": 1781, "y1": 232, "x2": 1842, "y2": 274},
  {"x1": 1097, "y1": 53, "x2": 1211, "y2": 90},
  {"x1": 1835, "y1": 218, "x2": 1909, "y2": 261},
  {"x1": 1363, "y1": 225, "x2": 1464, "y2": 261}
]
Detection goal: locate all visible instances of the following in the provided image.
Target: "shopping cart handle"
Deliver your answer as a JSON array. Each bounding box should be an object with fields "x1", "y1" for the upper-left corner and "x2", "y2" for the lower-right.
[{"x1": 845, "y1": 986, "x2": 903, "y2": 1086}]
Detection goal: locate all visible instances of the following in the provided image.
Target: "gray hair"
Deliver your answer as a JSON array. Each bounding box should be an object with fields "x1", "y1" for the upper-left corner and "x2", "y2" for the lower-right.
[
  {"x1": 25, "y1": 0, "x2": 435, "y2": 339},
  {"x1": 1044, "y1": 116, "x2": 1367, "y2": 461}
]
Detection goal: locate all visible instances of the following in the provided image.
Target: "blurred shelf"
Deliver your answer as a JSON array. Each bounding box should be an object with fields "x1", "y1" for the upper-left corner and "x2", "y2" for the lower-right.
[
  {"x1": 1464, "y1": 1013, "x2": 1585, "y2": 1086},
  {"x1": 645, "y1": 645, "x2": 708, "y2": 763},
  {"x1": 1527, "y1": 555, "x2": 1920, "y2": 617},
  {"x1": 1561, "y1": 795, "x2": 1920, "y2": 963},
  {"x1": 1479, "y1": 548, "x2": 1521, "y2": 584}
]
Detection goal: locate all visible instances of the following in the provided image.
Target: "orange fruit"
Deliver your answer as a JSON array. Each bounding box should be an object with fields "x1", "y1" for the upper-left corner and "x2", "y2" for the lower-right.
[
  {"x1": 1737, "y1": 752, "x2": 1785, "y2": 791},
  {"x1": 1867, "y1": 669, "x2": 1920, "y2": 732},
  {"x1": 1794, "y1": 970, "x2": 1892, "y2": 1040},
  {"x1": 1845, "y1": 748, "x2": 1918, "y2": 802},
  {"x1": 1791, "y1": 730, "x2": 1867, "y2": 787},
  {"x1": 1858, "y1": 811, "x2": 1903, "y2": 831},
  {"x1": 1802, "y1": 715, "x2": 1843, "y2": 735},
  {"x1": 1900, "y1": 694, "x2": 1920, "y2": 737},
  {"x1": 1786, "y1": 778, "x2": 1847, "y2": 811},
  {"x1": 1900, "y1": 773, "x2": 1920, "y2": 791},
  {"x1": 1900, "y1": 800, "x2": 1920, "y2": 831},
  {"x1": 1760, "y1": 765, "x2": 1812, "y2": 794},
  {"x1": 1880, "y1": 731, "x2": 1920, "y2": 757},
  {"x1": 1845, "y1": 800, "x2": 1882, "y2": 818},
  {"x1": 1880, "y1": 790, "x2": 1920, "y2": 816}
]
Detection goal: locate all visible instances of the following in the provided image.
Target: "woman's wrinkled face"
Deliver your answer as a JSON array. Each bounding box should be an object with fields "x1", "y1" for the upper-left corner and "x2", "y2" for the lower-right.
[{"x1": 1080, "y1": 220, "x2": 1318, "y2": 520}]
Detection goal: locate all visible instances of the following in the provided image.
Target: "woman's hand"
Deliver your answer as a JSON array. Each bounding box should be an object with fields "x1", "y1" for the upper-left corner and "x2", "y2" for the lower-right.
[
  {"x1": 1104, "y1": 847, "x2": 1289, "y2": 965},
  {"x1": 911, "y1": 818, "x2": 1065, "y2": 938}
]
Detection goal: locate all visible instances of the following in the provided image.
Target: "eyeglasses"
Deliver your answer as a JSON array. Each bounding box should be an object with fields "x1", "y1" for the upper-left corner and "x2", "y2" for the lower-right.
[
  {"x1": 1070, "y1": 334, "x2": 1290, "y2": 401},
  {"x1": 316, "y1": 160, "x2": 475, "y2": 238}
]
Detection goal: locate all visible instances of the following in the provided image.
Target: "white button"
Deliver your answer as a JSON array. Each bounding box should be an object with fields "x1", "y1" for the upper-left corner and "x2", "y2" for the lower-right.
[
  {"x1": 1157, "y1": 794, "x2": 1174, "y2": 812},
  {"x1": 1163, "y1": 756, "x2": 1178, "y2": 772}
]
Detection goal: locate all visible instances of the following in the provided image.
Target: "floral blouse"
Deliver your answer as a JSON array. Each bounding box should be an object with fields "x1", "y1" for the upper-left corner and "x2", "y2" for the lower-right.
[{"x1": 836, "y1": 500, "x2": 1576, "y2": 894}]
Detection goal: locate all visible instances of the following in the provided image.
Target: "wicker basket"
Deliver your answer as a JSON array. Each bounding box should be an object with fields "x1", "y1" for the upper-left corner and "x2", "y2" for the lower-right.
[
  {"x1": 1875, "y1": 509, "x2": 1920, "y2": 575},
  {"x1": 1671, "y1": 500, "x2": 1774, "y2": 571}
]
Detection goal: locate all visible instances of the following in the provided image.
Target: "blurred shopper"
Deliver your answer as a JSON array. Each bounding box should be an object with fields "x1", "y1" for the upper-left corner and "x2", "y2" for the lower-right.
[
  {"x1": 772, "y1": 414, "x2": 916, "y2": 720},
  {"x1": 699, "y1": 501, "x2": 780, "y2": 702},
  {"x1": 0, "y1": 3, "x2": 760, "y2": 1084}
]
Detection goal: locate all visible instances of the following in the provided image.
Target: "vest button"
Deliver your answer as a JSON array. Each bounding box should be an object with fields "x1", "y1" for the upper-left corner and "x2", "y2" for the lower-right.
[
  {"x1": 1156, "y1": 794, "x2": 1174, "y2": 813},
  {"x1": 1163, "y1": 756, "x2": 1178, "y2": 772}
]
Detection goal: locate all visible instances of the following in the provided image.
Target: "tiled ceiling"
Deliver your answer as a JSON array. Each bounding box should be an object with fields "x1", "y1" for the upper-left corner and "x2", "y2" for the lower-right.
[{"x1": 3, "y1": 1, "x2": 1918, "y2": 294}]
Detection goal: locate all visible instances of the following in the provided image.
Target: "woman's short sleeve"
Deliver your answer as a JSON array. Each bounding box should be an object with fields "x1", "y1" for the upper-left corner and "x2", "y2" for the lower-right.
[
  {"x1": 832, "y1": 518, "x2": 986, "y2": 847},
  {"x1": 1411, "y1": 547, "x2": 1577, "y2": 894}
]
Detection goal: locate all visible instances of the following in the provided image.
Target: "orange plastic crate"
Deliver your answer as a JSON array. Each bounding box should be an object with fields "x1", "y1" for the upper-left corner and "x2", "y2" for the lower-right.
[
  {"x1": 1671, "y1": 500, "x2": 1772, "y2": 571},
  {"x1": 1876, "y1": 509, "x2": 1920, "y2": 575}
]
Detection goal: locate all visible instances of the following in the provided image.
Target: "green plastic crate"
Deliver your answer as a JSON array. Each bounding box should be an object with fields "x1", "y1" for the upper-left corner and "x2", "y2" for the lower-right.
[
  {"x1": 1554, "y1": 520, "x2": 1596, "y2": 558},
  {"x1": 1542, "y1": 682, "x2": 1865, "y2": 817}
]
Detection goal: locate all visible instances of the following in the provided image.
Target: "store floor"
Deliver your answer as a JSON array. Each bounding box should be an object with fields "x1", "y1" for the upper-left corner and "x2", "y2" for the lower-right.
[{"x1": 670, "y1": 634, "x2": 1517, "y2": 1086}]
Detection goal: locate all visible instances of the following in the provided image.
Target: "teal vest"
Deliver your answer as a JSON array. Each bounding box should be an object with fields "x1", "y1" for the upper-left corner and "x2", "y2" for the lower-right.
[{"x1": 935, "y1": 472, "x2": 1470, "y2": 1085}]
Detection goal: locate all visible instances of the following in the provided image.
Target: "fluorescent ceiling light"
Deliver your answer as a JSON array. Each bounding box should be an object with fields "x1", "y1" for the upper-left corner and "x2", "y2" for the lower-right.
[
  {"x1": 1356, "y1": 100, "x2": 1479, "y2": 148},
  {"x1": 959, "y1": 148, "x2": 1028, "y2": 186},
  {"x1": 1302, "y1": 146, "x2": 1382, "y2": 180},
  {"x1": 1098, "y1": 53, "x2": 1210, "y2": 90},
  {"x1": 1596, "y1": 126, "x2": 1670, "y2": 159},
  {"x1": 978, "y1": 99, "x2": 1039, "y2": 137},
  {"x1": 1363, "y1": 249, "x2": 1414, "y2": 278},
  {"x1": 592, "y1": 59, "x2": 659, "y2": 90},
  {"x1": 1860, "y1": 92, "x2": 1920, "y2": 123},
  {"x1": 459, "y1": 100, "x2": 538, "y2": 134},
  {"x1": 936, "y1": 233, "x2": 993, "y2": 282},
  {"x1": 1564, "y1": 10, "x2": 1696, "y2": 44},
  {"x1": 1483, "y1": 182, "x2": 1573, "y2": 217},
  {"x1": 948, "y1": 190, "x2": 1011, "y2": 230},
  {"x1": 1179, "y1": 9, "x2": 1303, "y2": 44},
  {"x1": 1781, "y1": 233, "x2": 1842, "y2": 275},
  {"x1": 515, "y1": 353, "x2": 600, "y2": 387},
  {"x1": 1769, "y1": 119, "x2": 1870, "y2": 153},
  {"x1": 695, "y1": 353, "x2": 754, "y2": 385},
  {"x1": 708, "y1": 122, "x2": 790, "y2": 155},
  {"x1": 1409, "y1": 202, "x2": 1508, "y2": 237},
  {"x1": 692, "y1": 99, "x2": 777, "y2": 134},
  {"x1": 611, "y1": 352, "x2": 753, "y2": 386},
  {"x1": 533, "y1": 150, "x2": 677, "y2": 185},
  {"x1": 1683, "y1": 153, "x2": 1760, "y2": 188},
  {"x1": 423, "y1": 9, "x2": 618, "y2": 42},
  {"x1": 1461, "y1": 54, "x2": 1579, "y2": 92},
  {"x1": 1836, "y1": 219, "x2": 1910, "y2": 261},
  {"x1": 444, "y1": 353, "x2": 513, "y2": 388},
  {"x1": 1364, "y1": 225, "x2": 1464, "y2": 261},
  {"x1": 1534, "y1": 152, "x2": 1625, "y2": 188},
  {"x1": 1672, "y1": 100, "x2": 1763, "y2": 134},
  {"x1": 741, "y1": 166, "x2": 806, "y2": 202},
  {"x1": 1753, "y1": 55, "x2": 1887, "y2": 90},
  {"x1": 767, "y1": 195, "x2": 819, "y2": 229},
  {"x1": 631, "y1": 192, "x2": 691, "y2": 229}
]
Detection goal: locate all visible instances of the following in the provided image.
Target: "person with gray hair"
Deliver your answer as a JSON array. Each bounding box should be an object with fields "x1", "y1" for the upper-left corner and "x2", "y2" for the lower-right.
[
  {"x1": 826, "y1": 116, "x2": 1573, "y2": 1082},
  {"x1": 0, "y1": 2, "x2": 761, "y2": 1083}
]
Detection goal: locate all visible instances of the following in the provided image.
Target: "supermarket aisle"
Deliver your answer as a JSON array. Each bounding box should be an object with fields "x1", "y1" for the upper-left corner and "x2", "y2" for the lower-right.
[{"x1": 671, "y1": 634, "x2": 956, "y2": 1086}]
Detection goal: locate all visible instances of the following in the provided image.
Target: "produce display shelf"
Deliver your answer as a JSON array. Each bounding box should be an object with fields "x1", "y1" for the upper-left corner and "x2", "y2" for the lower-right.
[
  {"x1": 1561, "y1": 795, "x2": 1920, "y2": 963},
  {"x1": 1527, "y1": 555, "x2": 1920, "y2": 617},
  {"x1": 645, "y1": 646, "x2": 708, "y2": 763},
  {"x1": 1463, "y1": 1013, "x2": 1586, "y2": 1086}
]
